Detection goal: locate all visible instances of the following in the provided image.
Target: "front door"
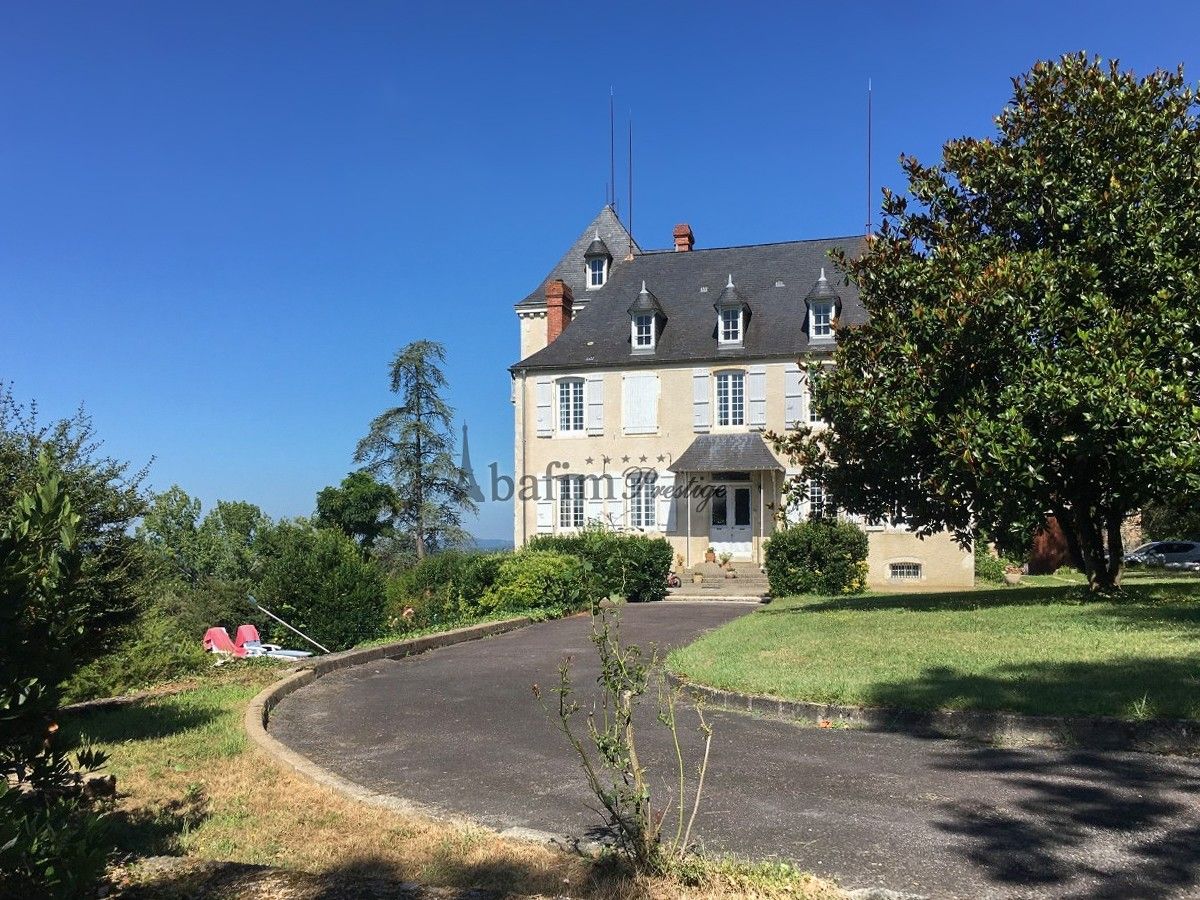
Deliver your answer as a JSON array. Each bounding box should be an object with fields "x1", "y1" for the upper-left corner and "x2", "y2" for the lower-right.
[{"x1": 710, "y1": 484, "x2": 752, "y2": 559}]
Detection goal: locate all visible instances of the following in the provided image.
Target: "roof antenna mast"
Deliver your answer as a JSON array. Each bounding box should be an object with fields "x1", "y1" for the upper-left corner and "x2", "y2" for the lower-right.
[
  {"x1": 627, "y1": 113, "x2": 634, "y2": 252},
  {"x1": 866, "y1": 78, "x2": 873, "y2": 235},
  {"x1": 609, "y1": 86, "x2": 616, "y2": 213}
]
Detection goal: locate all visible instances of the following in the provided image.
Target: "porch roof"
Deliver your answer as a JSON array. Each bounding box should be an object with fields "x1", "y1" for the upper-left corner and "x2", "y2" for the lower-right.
[{"x1": 668, "y1": 433, "x2": 783, "y2": 474}]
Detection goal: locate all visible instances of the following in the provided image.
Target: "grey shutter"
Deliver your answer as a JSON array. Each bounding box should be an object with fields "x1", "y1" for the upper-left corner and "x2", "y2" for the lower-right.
[
  {"x1": 536, "y1": 475, "x2": 554, "y2": 532},
  {"x1": 535, "y1": 378, "x2": 553, "y2": 437},
  {"x1": 692, "y1": 369, "x2": 711, "y2": 433},
  {"x1": 747, "y1": 365, "x2": 767, "y2": 430},
  {"x1": 585, "y1": 475, "x2": 605, "y2": 525},
  {"x1": 586, "y1": 374, "x2": 604, "y2": 436},
  {"x1": 656, "y1": 473, "x2": 676, "y2": 533},
  {"x1": 784, "y1": 364, "x2": 803, "y2": 428}
]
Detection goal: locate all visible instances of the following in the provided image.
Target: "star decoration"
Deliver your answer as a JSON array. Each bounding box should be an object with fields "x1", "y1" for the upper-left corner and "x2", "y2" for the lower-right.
[
  {"x1": 621, "y1": 455, "x2": 630, "y2": 463},
  {"x1": 584, "y1": 457, "x2": 594, "y2": 465},
  {"x1": 656, "y1": 454, "x2": 666, "y2": 463},
  {"x1": 639, "y1": 455, "x2": 648, "y2": 463},
  {"x1": 602, "y1": 455, "x2": 611, "y2": 464}
]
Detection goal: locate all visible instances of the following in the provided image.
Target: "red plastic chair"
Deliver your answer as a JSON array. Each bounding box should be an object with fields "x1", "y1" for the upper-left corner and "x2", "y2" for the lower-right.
[{"x1": 202, "y1": 627, "x2": 246, "y2": 657}]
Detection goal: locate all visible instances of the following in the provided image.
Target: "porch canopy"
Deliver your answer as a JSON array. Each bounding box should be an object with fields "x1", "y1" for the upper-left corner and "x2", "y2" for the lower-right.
[{"x1": 668, "y1": 433, "x2": 783, "y2": 474}]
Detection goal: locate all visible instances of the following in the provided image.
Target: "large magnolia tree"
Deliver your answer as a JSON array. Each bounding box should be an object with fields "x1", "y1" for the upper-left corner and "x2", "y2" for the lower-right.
[{"x1": 773, "y1": 54, "x2": 1200, "y2": 592}]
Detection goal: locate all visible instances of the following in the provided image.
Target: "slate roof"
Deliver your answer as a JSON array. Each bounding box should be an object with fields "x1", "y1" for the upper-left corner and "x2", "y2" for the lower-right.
[
  {"x1": 517, "y1": 206, "x2": 639, "y2": 309},
  {"x1": 512, "y1": 211, "x2": 866, "y2": 371},
  {"x1": 668, "y1": 433, "x2": 783, "y2": 473}
]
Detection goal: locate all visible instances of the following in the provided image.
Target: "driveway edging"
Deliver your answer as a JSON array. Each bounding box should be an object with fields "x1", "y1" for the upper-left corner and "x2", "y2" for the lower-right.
[
  {"x1": 665, "y1": 672, "x2": 1200, "y2": 754},
  {"x1": 243, "y1": 617, "x2": 535, "y2": 820}
]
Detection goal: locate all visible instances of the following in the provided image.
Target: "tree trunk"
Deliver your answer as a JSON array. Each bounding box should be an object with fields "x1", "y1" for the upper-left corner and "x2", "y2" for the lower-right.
[{"x1": 1068, "y1": 502, "x2": 1122, "y2": 592}]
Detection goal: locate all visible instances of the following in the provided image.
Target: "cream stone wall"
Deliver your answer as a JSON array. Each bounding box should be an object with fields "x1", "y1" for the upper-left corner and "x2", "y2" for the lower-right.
[{"x1": 510, "y1": 356, "x2": 975, "y2": 588}]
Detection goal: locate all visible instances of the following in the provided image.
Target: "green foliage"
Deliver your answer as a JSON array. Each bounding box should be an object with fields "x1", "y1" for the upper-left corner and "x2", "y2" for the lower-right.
[
  {"x1": 528, "y1": 529, "x2": 673, "y2": 602},
  {"x1": 194, "y1": 500, "x2": 271, "y2": 583},
  {"x1": 480, "y1": 550, "x2": 596, "y2": 616},
  {"x1": 354, "y1": 341, "x2": 476, "y2": 560},
  {"x1": 136, "y1": 484, "x2": 202, "y2": 582},
  {"x1": 764, "y1": 520, "x2": 868, "y2": 596},
  {"x1": 974, "y1": 552, "x2": 1007, "y2": 584},
  {"x1": 0, "y1": 786, "x2": 111, "y2": 900},
  {"x1": 1141, "y1": 500, "x2": 1200, "y2": 541},
  {"x1": 255, "y1": 522, "x2": 387, "y2": 651},
  {"x1": 768, "y1": 54, "x2": 1200, "y2": 592},
  {"x1": 384, "y1": 550, "x2": 508, "y2": 631},
  {"x1": 314, "y1": 471, "x2": 397, "y2": 550}
]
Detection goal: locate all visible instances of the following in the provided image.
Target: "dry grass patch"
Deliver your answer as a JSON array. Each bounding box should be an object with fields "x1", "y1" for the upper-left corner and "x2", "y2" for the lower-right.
[{"x1": 65, "y1": 663, "x2": 842, "y2": 900}]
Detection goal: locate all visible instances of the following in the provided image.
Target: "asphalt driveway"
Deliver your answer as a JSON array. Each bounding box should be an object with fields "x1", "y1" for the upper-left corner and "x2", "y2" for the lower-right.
[{"x1": 270, "y1": 603, "x2": 1200, "y2": 899}]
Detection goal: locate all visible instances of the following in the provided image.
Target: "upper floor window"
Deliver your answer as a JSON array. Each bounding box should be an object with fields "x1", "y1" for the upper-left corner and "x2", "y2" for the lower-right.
[
  {"x1": 809, "y1": 478, "x2": 829, "y2": 518},
  {"x1": 632, "y1": 314, "x2": 655, "y2": 349},
  {"x1": 628, "y1": 470, "x2": 657, "y2": 529},
  {"x1": 558, "y1": 378, "x2": 584, "y2": 432},
  {"x1": 559, "y1": 475, "x2": 584, "y2": 529},
  {"x1": 719, "y1": 308, "x2": 742, "y2": 344},
  {"x1": 715, "y1": 370, "x2": 745, "y2": 427},
  {"x1": 588, "y1": 257, "x2": 607, "y2": 288},
  {"x1": 810, "y1": 302, "x2": 833, "y2": 339}
]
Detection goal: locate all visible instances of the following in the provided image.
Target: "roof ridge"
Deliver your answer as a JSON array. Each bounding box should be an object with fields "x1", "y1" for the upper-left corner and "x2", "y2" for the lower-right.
[{"x1": 635, "y1": 234, "x2": 864, "y2": 255}]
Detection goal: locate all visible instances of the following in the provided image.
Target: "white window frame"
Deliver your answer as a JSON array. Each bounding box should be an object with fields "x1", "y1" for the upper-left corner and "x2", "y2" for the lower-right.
[
  {"x1": 810, "y1": 301, "x2": 834, "y2": 340},
  {"x1": 557, "y1": 377, "x2": 585, "y2": 433},
  {"x1": 719, "y1": 307, "x2": 742, "y2": 344},
  {"x1": 587, "y1": 257, "x2": 607, "y2": 289},
  {"x1": 715, "y1": 370, "x2": 745, "y2": 427},
  {"x1": 808, "y1": 478, "x2": 828, "y2": 519},
  {"x1": 627, "y1": 470, "x2": 657, "y2": 530},
  {"x1": 632, "y1": 313, "x2": 655, "y2": 349},
  {"x1": 558, "y1": 475, "x2": 585, "y2": 529}
]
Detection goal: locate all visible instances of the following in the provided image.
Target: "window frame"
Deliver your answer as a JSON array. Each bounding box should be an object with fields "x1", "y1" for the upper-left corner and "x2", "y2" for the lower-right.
[
  {"x1": 810, "y1": 301, "x2": 834, "y2": 340},
  {"x1": 556, "y1": 377, "x2": 585, "y2": 434},
  {"x1": 587, "y1": 257, "x2": 607, "y2": 289},
  {"x1": 889, "y1": 561, "x2": 923, "y2": 581},
  {"x1": 627, "y1": 470, "x2": 657, "y2": 530},
  {"x1": 631, "y1": 313, "x2": 655, "y2": 350},
  {"x1": 719, "y1": 307, "x2": 743, "y2": 344},
  {"x1": 714, "y1": 369, "x2": 746, "y2": 427},
  {"x1": 558, "y1": 474, "x2": 585, "y2": 529}
]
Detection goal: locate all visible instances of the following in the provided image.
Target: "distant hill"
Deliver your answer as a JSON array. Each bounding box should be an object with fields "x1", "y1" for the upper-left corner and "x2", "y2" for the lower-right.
[{"x1": 470, "y1": 537, "x2": 514, "y2": 551}]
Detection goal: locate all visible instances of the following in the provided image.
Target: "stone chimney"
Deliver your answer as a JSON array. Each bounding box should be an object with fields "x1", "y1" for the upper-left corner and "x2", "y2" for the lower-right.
[
  {"x1": 546, "y1": 279, "x2": 574, "y2": 343},
  {"x1": 673, "y1": 223, "x2": 694, "y2": 252}
]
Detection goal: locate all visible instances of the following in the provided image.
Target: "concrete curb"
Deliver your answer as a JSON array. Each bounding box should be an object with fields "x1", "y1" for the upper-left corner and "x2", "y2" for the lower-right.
[
  {"x1": 243, "y1": 617, "x2": 542, "y2": 825},
  {"x1": 665, "y1": 672, "x2": 1200, "y2": 754}
]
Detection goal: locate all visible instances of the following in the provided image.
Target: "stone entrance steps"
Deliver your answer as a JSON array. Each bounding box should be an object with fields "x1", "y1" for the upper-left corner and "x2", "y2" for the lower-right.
[{"x1": 670, "y1": 561, "x2": 770, "y2": 600}]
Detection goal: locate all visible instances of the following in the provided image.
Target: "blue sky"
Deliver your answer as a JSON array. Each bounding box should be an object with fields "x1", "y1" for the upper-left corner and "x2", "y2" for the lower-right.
[{"x1": 2, "y1": 1, "x2": 1197, "y2": 540}]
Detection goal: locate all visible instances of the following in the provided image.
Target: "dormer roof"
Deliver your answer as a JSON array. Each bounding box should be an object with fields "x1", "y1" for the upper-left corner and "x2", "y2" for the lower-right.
[
  {"x1": 805, "y1": 267, "x2": 841, "y2": 307},
  {"x1": 627, "y1": 281, "x2": 665, "y2": 317},
  {"x1": 713, "y1": 274, "x2": 749, "y2": 312},
  {"x1": 584, "y1": 233, "x2": 612, "y2": 260}
]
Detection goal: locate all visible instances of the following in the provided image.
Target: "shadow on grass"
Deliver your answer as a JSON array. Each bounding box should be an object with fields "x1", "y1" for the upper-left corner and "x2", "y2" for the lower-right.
[
  {"x1": 927, "y1": 743, "x2": 1200, "y2": 899},
  {"x1": 861, "y1": 655, "x2": 1200, "y2": 721},
  {"x1": 777, "y1": 580, "x2": 1200, "y2": 622},
  {"x1": 61, "y1": 700, "x2": 220, "y2": 746}
]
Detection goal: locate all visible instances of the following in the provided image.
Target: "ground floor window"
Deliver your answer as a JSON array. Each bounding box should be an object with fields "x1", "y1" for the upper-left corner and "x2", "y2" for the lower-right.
[
  {"x1": 558, "y1": 475, "x2": 584, "y2": 529},
  {"x1": 889, "y1": 562, "x2": 922, "y2": 581},
  {"x1": 628, "y1": 470, "x2": 657, "y2": 529}
]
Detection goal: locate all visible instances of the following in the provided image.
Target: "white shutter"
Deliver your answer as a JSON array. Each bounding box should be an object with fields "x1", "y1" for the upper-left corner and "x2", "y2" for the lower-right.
[
  {"x1": 623, "y1": 374, "x2": 659, "y2": 434},
  {"x1": 585, "y1": 475, "x2": 605, "y2": 525},
  {"x1": 692, "y1": 369, "x2": 711, "y2": 433},
  {"x1": 586, "y1": 374, "x2": 604, "y2": 435},
  {"x1": 656, "y1": 473, "x2": 676, "y2": 533},
  {"x1": 784, "y1": 364, "x2": 803, "y2": 428},
  {"x1": 747, "y1": 365, "x2": 767, "y2": 430},
  {"x1": 536, "y1": 475, "x2": 554, "y2": 532},
  {"x1": 535, "y1": 378, "x2": 553, "y2": 437}
]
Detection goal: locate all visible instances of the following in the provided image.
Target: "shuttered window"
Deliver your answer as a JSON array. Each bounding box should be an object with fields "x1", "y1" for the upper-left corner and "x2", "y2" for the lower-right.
[
  {"x1": 558, "y1": 475, "x2": 585, "y2": 528},
  {"x1": 716, "y1": 371, "x2": 745, "y2": 426},
  {"x1": 622, "y1": 374, "x2": 659, "y2": 434},
  {"x1": 558, "y1": 378, "x2": 584, "y2": 432},
  {"x1": 628, "y1": 470, "x2": 657, "y2": 529}
]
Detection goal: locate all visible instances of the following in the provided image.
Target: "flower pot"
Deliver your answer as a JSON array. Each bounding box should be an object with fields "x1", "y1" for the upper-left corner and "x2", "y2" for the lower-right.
[
  {"x1": 705, "y1": 551, "x2": 717, "y2": 563},
  {"x1": 692, "y1": 573, "x2": 704, "y2": 584},
  {"x1": 1004, "y1": 572, "x2": 1022, "y2": 585}
]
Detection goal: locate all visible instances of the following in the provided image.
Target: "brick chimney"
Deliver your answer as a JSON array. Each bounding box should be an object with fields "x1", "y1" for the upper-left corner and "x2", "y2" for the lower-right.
[
  {"x1": 546, "y1": 279, "x2": 574, "y2": 343},
  {"x1": 673, "y1": 223, "x2": 694, "y2": 252}
]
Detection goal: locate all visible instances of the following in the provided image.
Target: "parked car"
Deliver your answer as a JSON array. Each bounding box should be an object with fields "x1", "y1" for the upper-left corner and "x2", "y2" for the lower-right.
[{"x1": 1124, "y1": 541, "x2": 1200, "y2": 568}]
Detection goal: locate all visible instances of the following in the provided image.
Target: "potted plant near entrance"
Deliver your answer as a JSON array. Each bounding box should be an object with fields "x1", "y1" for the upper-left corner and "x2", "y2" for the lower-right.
[
  {"x1": 705, "y1": 546, "x2": 717, "y2": 564},
  {"x1": 1003, "y1": 563, "x2": 1023, "y2": 586}
]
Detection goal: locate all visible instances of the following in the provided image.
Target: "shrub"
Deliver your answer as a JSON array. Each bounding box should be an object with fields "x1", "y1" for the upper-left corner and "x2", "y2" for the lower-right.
[
  {"x1": 385, "y1": 550, "x2": 509, "y2": 631},
  {"x1": 528, "y1": 529, "x2": 673, "y2": 602},
  {"x1": 255, "y1": 523, "x2": 387, "y2": 651},
  {"x1": 974, "y1": 551, "x2": 1007, "y2": 584},
  {"x1": 764, "y1": 520, "x2": 868, "y2": 596},
  {"x1": 480, "y1": 550, "x2": 596, "y2": 616},
  {"x1": 0, "y1": 789, "x2": 111, "y2": 900}
]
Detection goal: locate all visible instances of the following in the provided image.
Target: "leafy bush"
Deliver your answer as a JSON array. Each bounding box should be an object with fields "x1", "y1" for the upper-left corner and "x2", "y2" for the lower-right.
[
  {"x1": 256, "y1": 523, "x2": 387, "y2": 651},
  {"x1": 0, "y1": 788, "x2": 111, "y2": 900},
  {"x1": 385, "y1": 550, "x2": 509, "y2": 631},
  {"x1": 974, "y1": 551, "x2": 1007, "y2": 584},
  {"x1": 480, "y1": 550, "x2": 596, "y2": 616},
  {"x1": 764, "y1": 520, "x2": 869, "y2": 596},
  {"x1": 528, "y1": 529, "x2": 673, "y2": 602}
]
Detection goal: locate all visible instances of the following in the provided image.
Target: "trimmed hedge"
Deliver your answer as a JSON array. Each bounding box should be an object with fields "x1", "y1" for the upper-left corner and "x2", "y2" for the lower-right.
[
  {"x1": 385, "y1": 550, "x2": 509, "y2": 631},
  {"x1": 764, "y1": 520, "x2": 869, "y2": 596},
  {"x1": 480, "y1": 550, "x2": 596, "y2": 616},
  {"x1": 528, "y1": 529, "x2": 673, "y2": 602}
]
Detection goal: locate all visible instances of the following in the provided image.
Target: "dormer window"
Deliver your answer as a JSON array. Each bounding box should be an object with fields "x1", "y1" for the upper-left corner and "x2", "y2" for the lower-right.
[
  {"x1": 805, "y1": 267, "x2": 841, "y2": 342},
  {"x1": 627, "y1": 281, "x2": 664, "y2": 354},
  {"x1": 589, "y1": 257, "x2": 607, "y2": 288},
  {"x1": 720, "y1": 307, "x2": 742, "y2": 344},
  {"x1": 584, "y1": 232, "x2": 612, "y2": 290},
  {"x1": 633, "y1": 314, "x2": 655, "y2": 349},
  {"x1": 713, "y1": 274, "x2": 749, "y2": 347}
]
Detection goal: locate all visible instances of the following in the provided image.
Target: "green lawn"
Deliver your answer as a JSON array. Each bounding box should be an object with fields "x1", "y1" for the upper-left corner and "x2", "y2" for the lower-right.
[{"x1": 666, "y1": 572, "x2": 1200, "y2": 720}]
